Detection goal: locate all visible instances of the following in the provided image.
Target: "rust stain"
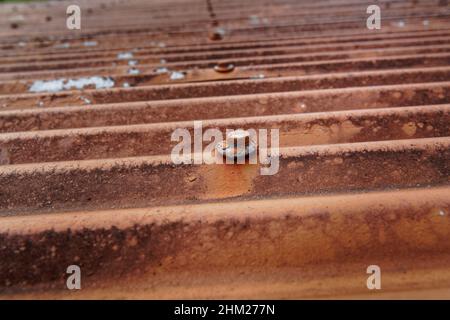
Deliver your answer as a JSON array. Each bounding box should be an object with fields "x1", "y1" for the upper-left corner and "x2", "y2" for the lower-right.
[
  {"x1": 0, "y1": 146, "x2": 9, "y2": 165},
  {"x1": 198, "y1": 162, "x2": 259, "y2": 199}
]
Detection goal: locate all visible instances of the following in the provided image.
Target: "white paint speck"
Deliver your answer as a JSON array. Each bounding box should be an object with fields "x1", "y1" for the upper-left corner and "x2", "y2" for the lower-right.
[
  {"x1": 251, "y1": 74, "x2": 265, "y2": 80},
  {"x1": 54, "y1": 43, "x2": 70, "y2": 49},
  {"x1": 80, "y1": 96, "x2": 91, "y2": 104},
  {"x1": 128, "y1": 68, "x2": 140, "y2": 75},
  {"x1": 158, "y1": 42, "x2": 166, "y2": 48},
  {"x1": 128, "y1": 60, "x2": 138, "y2": 66},
  {"x1": 83, "y1": 41, "x2": 98, "y2": 47},
  {"x1": 170, "y1": 71, "x2": 185, "y2": 80},
  {"x1": 117, "y1": 52, "x2": 133, "y2": 60},
  {"x1": 29, "y1": 76, "x2": 115, "y2": 93},
  {"x1": 423, "y1": 20, "x2": 430, "y2": 26},
  {"x1": 155, "y1": 67, "x2": 169, "y2": 74},
  {"x1": 160, "y1": 59, "x2": 166, "y2": 64},
  {"x1": 215, "y1": 27, "x2": 226, "y2": 36},
  {"x1": 17, "y1": 41, "x2": 26, "y2": 47},
  {"x1": 439, "y1": 209, "x2": 446, "y2": 216},
  {"x1": 9, "y1": 14, "x2": 24, "y2": 23},
  {"x1": 123, "y1": 82, "x2": 130, "y2": 88},
  {"x1": 249, "y1": 15, "x2": 260, "y2": 26}
]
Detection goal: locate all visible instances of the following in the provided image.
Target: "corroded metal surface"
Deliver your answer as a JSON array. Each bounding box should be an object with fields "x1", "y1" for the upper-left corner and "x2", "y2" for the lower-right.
[{"x1": 0, "y1": 0, "x2": 449, "y2": 299}]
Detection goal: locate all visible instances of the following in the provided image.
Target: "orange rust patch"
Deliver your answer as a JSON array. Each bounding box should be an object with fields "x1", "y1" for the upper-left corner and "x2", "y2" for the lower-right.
[
  {"x1": 280, "y1": 119, "x2": 363, "y2": 146},
  {"x1": 402, "y1": 122, "x2": 418, "y2": 136},
  {"x1": 198, "y1": 162, "x2": 259, "y2": 199},
  {"x1": 0, "y1": 147, "x2": 9, "y2": 165}
]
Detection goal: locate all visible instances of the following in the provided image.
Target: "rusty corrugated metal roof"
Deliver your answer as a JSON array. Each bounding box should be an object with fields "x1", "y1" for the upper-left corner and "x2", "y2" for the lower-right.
[{"x1": 0, "y1": 0, "x2": 449, "y2": 299}]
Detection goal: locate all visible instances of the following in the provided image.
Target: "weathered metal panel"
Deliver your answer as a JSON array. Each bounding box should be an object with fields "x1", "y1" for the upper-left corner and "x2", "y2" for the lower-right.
[{"x1": 0, "y1": 0, "x2": 449, "y2": 299}]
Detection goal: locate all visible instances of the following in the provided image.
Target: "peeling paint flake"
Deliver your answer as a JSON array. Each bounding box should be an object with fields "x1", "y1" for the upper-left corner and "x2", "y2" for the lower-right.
[
  {"x1": 29, "y1": 77, "x2": 115, "y2": 93},
  {"x1": 170, "y1": 71, "x2": 185, "y2": 80}
]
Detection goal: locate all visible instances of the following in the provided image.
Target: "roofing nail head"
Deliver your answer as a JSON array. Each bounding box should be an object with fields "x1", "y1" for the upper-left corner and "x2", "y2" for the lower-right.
[
  {"x1": 216, "y1": 129, "x2": 257, "y2": 160},
  {"x1": 208, "y1": 28, "x2": 225, "y2": 41},
  {"x1": 214, "y1": 61, "x2": 235, "y2": 73},
  {"x1": 209, "y1": 32, "x2": 222, "y2": 41}
]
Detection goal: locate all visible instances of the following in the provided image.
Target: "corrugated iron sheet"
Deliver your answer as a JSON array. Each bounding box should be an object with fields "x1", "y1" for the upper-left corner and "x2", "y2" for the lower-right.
[{"x1": 0, "y1": 0, "x2": 449, "y2": 299}]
